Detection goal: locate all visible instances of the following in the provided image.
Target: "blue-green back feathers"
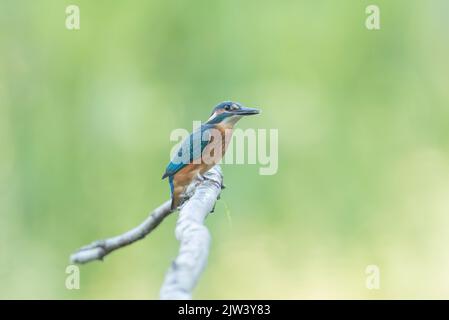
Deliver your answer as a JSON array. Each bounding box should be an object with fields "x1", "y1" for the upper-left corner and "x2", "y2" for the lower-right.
[{"x1": 162, "y1": 124, "x2": 214, "y2": 180}]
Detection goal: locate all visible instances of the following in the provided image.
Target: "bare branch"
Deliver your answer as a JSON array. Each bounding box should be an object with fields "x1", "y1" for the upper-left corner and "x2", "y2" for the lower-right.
[
  {"x1": 70, "y1": 165, "x2": 223, "y2": 300},
  {"x1": 70, "y1": 200, "x2": 173, "y2": 264},
  {"x1": 160, "y1": 165, "x2": 223, "y2": 299}
]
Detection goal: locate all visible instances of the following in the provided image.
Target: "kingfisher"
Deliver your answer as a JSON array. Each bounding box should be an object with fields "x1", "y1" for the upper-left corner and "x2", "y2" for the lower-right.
[{"x1": 162, "y1": 101, "x2": 260, "y2": 210}]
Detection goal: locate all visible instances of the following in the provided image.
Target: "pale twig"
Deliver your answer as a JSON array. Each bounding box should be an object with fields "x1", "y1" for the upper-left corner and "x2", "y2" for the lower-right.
[
  {"x1": 70, "y1": 200, "x2": 173, "y2": 264},
  {"x1": 70, "y1": 165, "x2": 224, "y2": 300},
  {"x1": 160, "y1": 165, "x2": 223, "y2": 299}
]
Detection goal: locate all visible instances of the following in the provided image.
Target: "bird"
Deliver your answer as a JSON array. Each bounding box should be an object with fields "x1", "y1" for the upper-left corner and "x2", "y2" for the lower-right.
[{"x1": 162, "y1": 101, "x2": 260, "y2": 210}]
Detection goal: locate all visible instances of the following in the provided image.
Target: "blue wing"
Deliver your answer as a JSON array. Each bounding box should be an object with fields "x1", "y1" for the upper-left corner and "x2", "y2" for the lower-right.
[{"x1": 162, "y1": 124, "x2": 213, "y2": 180}]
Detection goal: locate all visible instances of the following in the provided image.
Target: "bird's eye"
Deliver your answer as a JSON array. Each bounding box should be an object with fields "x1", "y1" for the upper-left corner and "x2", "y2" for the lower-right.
[{"x1": 224, "y1": 105, "x2": 231, "y2": 111}]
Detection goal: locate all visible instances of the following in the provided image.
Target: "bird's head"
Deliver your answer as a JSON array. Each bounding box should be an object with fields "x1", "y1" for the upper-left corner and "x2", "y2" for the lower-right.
[{"x1": 206, "y1": 101, "x2": 260, "y2": 125}]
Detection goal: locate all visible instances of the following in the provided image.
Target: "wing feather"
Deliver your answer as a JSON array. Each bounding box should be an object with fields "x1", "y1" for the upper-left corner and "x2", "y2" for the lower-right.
[{"x1": 162, "y1": 124, "x2": 213, "y2": 179}]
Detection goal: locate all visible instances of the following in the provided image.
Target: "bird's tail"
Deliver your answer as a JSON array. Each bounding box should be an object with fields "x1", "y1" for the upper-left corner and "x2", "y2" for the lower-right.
[
  {"x1": 170, "y1": 197, "x2": 176, "y2": 211},
  {"x1": 171, "y1": 194, "x2": 183, "y2": 211},
  {"x1": 169, "y1": 176, "x2": 177, "y2": 210}
]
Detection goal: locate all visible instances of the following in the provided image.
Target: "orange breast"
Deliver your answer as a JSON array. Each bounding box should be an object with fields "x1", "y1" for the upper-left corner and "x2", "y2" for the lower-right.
[
  {"x1": 174, "y1": 163, "x2": 202, "y2": 186},
  {"x1": 202, "y1": 125, "x2": 233, "y2": 164},
  {"x1": 171, "y1": 124, "x2": 234, "y2": 208}
]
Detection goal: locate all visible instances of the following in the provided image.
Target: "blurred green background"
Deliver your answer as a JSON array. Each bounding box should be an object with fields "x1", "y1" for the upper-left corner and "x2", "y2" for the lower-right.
[{"x1": 1, "y1": 0, "x2": 449, "y2": 299}]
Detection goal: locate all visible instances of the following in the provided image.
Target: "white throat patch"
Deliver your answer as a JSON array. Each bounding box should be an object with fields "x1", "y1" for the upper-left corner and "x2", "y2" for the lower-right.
[
  {"x1": 207, "y1": 111, "x2": 218, "y2": 122},
  {"x1": 222, "y1": 115, "x2": 242, "y2": 125}
]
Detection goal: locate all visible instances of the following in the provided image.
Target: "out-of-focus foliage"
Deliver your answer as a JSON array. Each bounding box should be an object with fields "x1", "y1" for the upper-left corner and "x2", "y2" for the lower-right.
[{"x1": 1, "y1": 0, "x2": 449, "y2": 299}]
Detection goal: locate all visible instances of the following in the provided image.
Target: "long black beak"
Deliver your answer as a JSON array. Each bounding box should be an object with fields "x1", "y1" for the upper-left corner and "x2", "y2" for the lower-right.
[{"x1": 233, "y1": 106, "x2": 260, "y2": 116}]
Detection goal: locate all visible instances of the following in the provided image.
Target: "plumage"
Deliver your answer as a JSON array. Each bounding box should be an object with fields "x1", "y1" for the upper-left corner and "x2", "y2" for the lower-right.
[
  {"x1": 163, "y1": 101, "x2": 260, "y2": 210},
  {"x1": 162, "y1": 124, "x2": 214, "y2": 180}
]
